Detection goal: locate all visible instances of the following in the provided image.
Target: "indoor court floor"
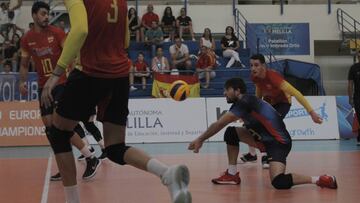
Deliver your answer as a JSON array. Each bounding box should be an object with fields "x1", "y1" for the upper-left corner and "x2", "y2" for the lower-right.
[{"x1": 0, "y1": 140, "x2": 359, "y2": 203}]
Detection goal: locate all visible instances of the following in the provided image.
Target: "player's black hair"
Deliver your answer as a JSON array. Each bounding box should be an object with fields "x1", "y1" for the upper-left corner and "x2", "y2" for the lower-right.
[
  {"x1": 250, "y1": 54, "x2": 266, "y2": 64},
  {"x1": 224, "y1": 78, "x2": 247, "y2": 94},
  {"x1": 32, "y1": 1, "x2": 50, "y2": 14}
]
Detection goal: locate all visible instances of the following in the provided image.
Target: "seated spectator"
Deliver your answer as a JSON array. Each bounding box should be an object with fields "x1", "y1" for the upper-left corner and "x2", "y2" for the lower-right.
[
  {"x1": 152, "y1": 46, "x2": 170, "y2": 74},
  {"x1": 141, "y1": 4, "x2": 159, "y2": 42},
  {"x1": 161, "y1": 6, "x2": 176, "y2": 42},
  {"x1": 57, "y1": 20, "x2": 69, "y2": 33},
  {"x1": 11, "y1": 33, "x2": 21, "y2": 71},
  {"x1": 196, "y1": 46, "x2": 216, "y2": 89},
  {"x1": 145, "y1": 21, "x2": 163, "y2": 57},
  {"x1": 1, "y1": 40, "x2": 18, "y2": 72},
  {"x1": 170, "y1": 35, "x2": 193, "y2": 75},
  {"x1": 200, "y1": 27, "x2": 216, "y2": 57},
  {"x1": 221, "y1": 26, "x2": 245, "y2": 68},
  {"x1": 128, "y1": 7, "x2": 141, "y2": 42},
  {"x1": 1, "y1": 60, "x2": 12, "y2": 73},
  {"x1": 8, "y1": 0, "x2": 25, "y2": 36},
  {"x1": 0, "y1": 2, "x2": 9, "y2": 40},
  {"x1": 130, "y1": 52, "x2": 150, "y2": 91},
  {"x1": 176, "y1": 8, "x2": 195, "y2": 41}
]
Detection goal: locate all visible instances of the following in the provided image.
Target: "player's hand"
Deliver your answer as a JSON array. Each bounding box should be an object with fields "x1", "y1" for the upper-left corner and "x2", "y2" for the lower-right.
[
  {"x1": 41, "y1": 75, "x2": 58, "y2": 109},
  {"x1": 19, "y1": 82, "x2": 28, "y2": 96},
  {"x1": 188, "y1": 138, "x2": 203, "y2": 153},
  {"x1": 310, "y1": 111, "x2": 323, "y2": 124}
]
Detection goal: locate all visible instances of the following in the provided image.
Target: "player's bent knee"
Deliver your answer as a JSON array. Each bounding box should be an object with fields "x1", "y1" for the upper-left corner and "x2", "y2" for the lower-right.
[
  {"x1": 224, "y1": 127, "x2": 239, "y2": 146},
  {"x1": 271, "y1": 173, "x2": 293, "y2": 189},
  {"x1": 47, "y1": 126, "x2": 74, "y2": 154},
  {"x1": 105, "y1": 143, "x2": 131, "y2": 165}
]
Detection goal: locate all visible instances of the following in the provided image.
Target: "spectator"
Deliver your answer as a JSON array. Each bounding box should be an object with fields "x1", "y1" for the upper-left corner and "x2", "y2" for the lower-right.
[
  {"x1": 152, "y1": 46, "x2": 170, "y2": 74},
  {"x1": 57, "y1": 20, "x2": 69, "y2": 33},
  {"x1": 1, "y1": 40, "x2": 18, "y2": 72},
  {"x1": 11, "y1": 33, "x2": 20, "y2": 70},
  {"x1": 348, "y1": 49, "x2": 360, "y2": 145},
  {"x1": 144, "y1": 21, "x2": 163, "y2": 57},
  {"x1": 141, "y1": 4, "x2": 159, "y2": 42},
  {"x1": 176, "y1": 8, "x2": 195, "y2": 41},
  {"x1": 161, "y1": 6, "x2": 176, "y2": 42},
  {"x1": 0, "y1": 2, "x2": 9, "y2": 40},
  {"x1": 200, "y1": 27, "x2": 216, "y2": 57},
  {"x1": 170, "y1": 35, "x2": 192, "y2": 75},
  {"x1": 128, "y1": 7, "x2": 141, "y2": 42},
  {"x1": 221, "y1": 26, "x2": 245, "y2": 68},
  {"x1": 196, "y1": 46, "x2": 216, "y2": 88},
  {"x1": 1, "y1": 59, "x2": 12, "y2": 73},
  {"x1": 28, "y1": 22, "x2": 34, "y2": 30},
  {"x1": 130, "y1": 52, "x2": 150, "y2": 91},
  {"x1": 8, "y1": 0, "x2": 24, "y2": 36}
]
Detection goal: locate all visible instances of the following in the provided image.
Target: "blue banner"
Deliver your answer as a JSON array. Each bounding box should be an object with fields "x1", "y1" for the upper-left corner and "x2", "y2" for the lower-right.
[
  {"x1": 247, "y1": 23, "x2": 310, "y2": 55},
  {"x1": 336, "y1": 96, "x2": 357, "y2": 139},
  {"x1": 0, "y1": 73, "x2": 39, "y2": 102}
]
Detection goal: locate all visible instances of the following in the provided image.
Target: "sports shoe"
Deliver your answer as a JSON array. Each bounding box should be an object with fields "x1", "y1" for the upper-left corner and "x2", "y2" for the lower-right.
[
  {"x1": 261, "y1": 155, "x2": 270, "y2": 169},
  {"x1": 82, "y1": 157, "x2": 101, "y2": 180},
  {"x1": 161, "y1": 165, "x2": 192, "y2": 203},
  {"x1": 50, "y1": 172, "x2": 61, "y2": 181},
  {"x1": 211, "y1": 170, "x2": 241, "y2": 185},
  {"x1": 130, "y1": 86, "x2": 137, "y2": 92},
  {"x1": 77, "y1": 147, "x2": 95, "y2": 161},
  {"x1": 98, "y1": 149, "x2": 107, "y2": 160},
  {"x1": 240, "y1": 153, "x2": 257, "y2": 163},
  {"x1": 316, "y1": 175, "x2": 338, "y2": 189}
]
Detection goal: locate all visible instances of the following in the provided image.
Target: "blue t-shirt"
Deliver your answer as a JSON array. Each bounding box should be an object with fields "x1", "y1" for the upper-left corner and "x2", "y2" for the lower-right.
[{"x1": 229, "y1": 94, "x2": 291, "y2": 144}]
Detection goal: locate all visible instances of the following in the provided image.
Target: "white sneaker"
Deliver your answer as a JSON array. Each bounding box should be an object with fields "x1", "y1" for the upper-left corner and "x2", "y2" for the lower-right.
[
  {"x1": 130, "y1": 86, "x2": 137, "y2": 92},
  {"x1": 161, "y1": 165, "x2": 192, "y2": 203}
]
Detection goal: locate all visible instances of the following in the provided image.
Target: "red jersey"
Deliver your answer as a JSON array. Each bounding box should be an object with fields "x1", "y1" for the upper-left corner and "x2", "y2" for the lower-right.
[
  {"x1": 21, "y1": 25, "x2": 66, "y2": 88},
  {"x1": 196, "y1": 53, "x2": 216, "y2": 69},
  {"x1": 133, "y1": 61, "x2": 147, "y2": 72},
  {"x1": 142, "y1": 12, "x2": 159, "y2": 28},
  {"x1": 80, "y1": 0, "x2": 130, "y2": 78},
  {"x1": 251, "y1": 69, "x2": 289, "y2": 105}
]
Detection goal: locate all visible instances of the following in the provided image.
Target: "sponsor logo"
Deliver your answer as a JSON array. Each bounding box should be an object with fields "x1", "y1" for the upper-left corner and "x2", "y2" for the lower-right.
[{"x1": 286, "y1": 102, "x2": 328, "y2": 121}]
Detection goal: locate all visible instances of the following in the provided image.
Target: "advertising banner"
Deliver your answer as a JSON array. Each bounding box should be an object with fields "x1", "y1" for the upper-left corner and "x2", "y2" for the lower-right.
[
  {"x1": 247, "y1": 23, "x2": 310, "y2": 55},
  {"x1": 0, "y1": 101, "x2": 47, "y2": 146}
]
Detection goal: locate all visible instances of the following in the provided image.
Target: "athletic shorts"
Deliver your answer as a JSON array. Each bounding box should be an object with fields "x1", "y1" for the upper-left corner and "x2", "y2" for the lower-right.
[
  {"x1": 272, "y1": 102, "x2": 291, "y2": 119},
  {"x1": 38, "y1": 84, "x2": 65, "y2": 116},
  {"x1": 56, "y1": 69, "x2": 129, "y2": 125}
]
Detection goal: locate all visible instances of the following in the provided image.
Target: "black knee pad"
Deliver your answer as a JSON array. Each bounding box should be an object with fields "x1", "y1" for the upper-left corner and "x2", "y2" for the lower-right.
[
  {"x1": 224, "y1": 127, "x2": 239, "y2": 146},
  {"x1": 83, "y1": 122, "x2": 102, "y2": 142},
  {"x1": 105, "y1": 143, "x2": 131, "y2": 165},
  {"x1": 47, "y1": 126, "x2": 74, "y2": 154},
  {"x1": 272, "y1": 173, "x2": 293, "y2": 189},
  {"x1": 73, "y1": 124, "x2": 86, "y2": 139}
]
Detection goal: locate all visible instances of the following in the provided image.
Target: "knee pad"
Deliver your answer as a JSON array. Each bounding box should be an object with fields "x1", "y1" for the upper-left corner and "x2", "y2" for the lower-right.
[
  {"x1": 83, "y1": 122, "x2": 102, "y2": 142},
  {"x1": 47, "y1": 126, "x2": 74, "y2": 154},
  {"x1": 105, "y1": 143, "x2": 131, "y2": 165},
  {"x1": 272, "y1": 173, "x2": 293, "y2": 189},
  {"x1": 224, "y1": 127, "x2": 239, "y2": 146},
  {"x1": 73, "y1": 124, "x2": 86, "y2": 139}
]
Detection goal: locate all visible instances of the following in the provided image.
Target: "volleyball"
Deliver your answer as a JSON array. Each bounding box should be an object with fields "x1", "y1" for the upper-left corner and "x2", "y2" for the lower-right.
[{"x1": 168, "y1": 80, "x2": 190, "y2": 101}]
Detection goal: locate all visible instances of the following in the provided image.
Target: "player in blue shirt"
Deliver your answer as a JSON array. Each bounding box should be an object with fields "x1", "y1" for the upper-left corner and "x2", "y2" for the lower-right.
[{"x1": 188, "y1": 78, "x2": 337, "y2": 189}]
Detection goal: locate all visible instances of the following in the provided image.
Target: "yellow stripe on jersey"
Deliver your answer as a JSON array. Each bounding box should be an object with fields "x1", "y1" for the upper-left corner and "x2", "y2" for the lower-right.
[
  {"x1": 279, "y1": 81, "x2": 314, "y2": 113},
  {"x1": 57, "y1": 0, "x2": 88, "y2": 69}
]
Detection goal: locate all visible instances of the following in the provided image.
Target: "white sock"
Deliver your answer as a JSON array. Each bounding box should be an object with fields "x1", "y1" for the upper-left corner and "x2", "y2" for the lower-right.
[
  {"x1": 64, "y1": 185, "x2": 80, "y2": 203},
  {"x1": 80, "y1": 146, "x2": 93, "y2": 158},
  {"x1": 311, "y1": 176, "x2": 319, "y2": 184},
  {"x1": 249, "y1": 147, "x2": 256, "y2": 156},
  {"x1": 146, "y1": 158, "x2": 168, "y2": 178},
  {"x1": 261, "y1": 152, "x2": 267, "y2": 156},
  {"x1": 228, "y1": 165, "x2": 237, "y2": 175},
  {"x1": 98, "y1": 140, "x2": 105, "y2": 149}
]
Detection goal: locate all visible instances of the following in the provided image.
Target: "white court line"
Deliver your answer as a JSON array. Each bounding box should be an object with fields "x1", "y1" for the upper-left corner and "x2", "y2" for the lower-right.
[{"x1": 41, "y1": 154, "x2": 52, "y2": 203}]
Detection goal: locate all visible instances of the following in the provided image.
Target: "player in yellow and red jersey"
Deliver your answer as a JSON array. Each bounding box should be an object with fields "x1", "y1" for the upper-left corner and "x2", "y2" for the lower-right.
[
  {"x1": 19, "y1": 1, "x2": 100, "y2": 182},
  {"x1": 40, "y1": 1, "x2": 191, "y2": 202}
]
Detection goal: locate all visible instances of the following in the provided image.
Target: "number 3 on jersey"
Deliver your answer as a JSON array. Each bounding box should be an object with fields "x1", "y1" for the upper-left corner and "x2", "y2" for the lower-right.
[
  {"x1": 107, "y1": 0, "x2": 118, "y2": 23},
  {"x1": 41, "y1": 58, "x2": 53, "y2": 75}
]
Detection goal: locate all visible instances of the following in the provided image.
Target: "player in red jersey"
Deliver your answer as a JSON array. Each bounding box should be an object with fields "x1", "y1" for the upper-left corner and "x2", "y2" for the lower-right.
[
  {"x1": 41, "y1": 1, "x2": 191, "y2": 202},
  {"x1": 240, "y1": 54, "x2": 323, "y2": 168},
  {"x1": 19, "y1": 1, "x2": 100, "y2": 181}
]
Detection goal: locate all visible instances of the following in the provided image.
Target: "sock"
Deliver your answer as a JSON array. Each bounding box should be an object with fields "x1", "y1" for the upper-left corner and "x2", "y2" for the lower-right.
[
  {"x1": 249, "y1": 147, "x2": 256, "y2": 156},
  {"x1": 80, "y1": 146, "x2": 93, "y2": 158},
  {"x1": 228, "y1": 165, "x2": 237, "y2": 175},
  {"x1": 146, "y1": 158, "x2": 168, "y2": 178},
  {"x1": 261, "y1": 152, "x2": 267, "y2": 156},
  {"x1": 311, "y1": 176, "x2": 319, "y2": 184},
  {"x1": 64, "y1": 185, "x2": 80, "y2": 203}
]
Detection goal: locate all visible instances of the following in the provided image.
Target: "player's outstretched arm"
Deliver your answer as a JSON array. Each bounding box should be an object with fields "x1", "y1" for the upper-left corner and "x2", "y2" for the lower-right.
[
  {"x1": 19, "y1": 51, "x2": 30, "y2": 96},
  {"x1": 188, "y1": 112, "x2": 238, "y2": 153}
]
